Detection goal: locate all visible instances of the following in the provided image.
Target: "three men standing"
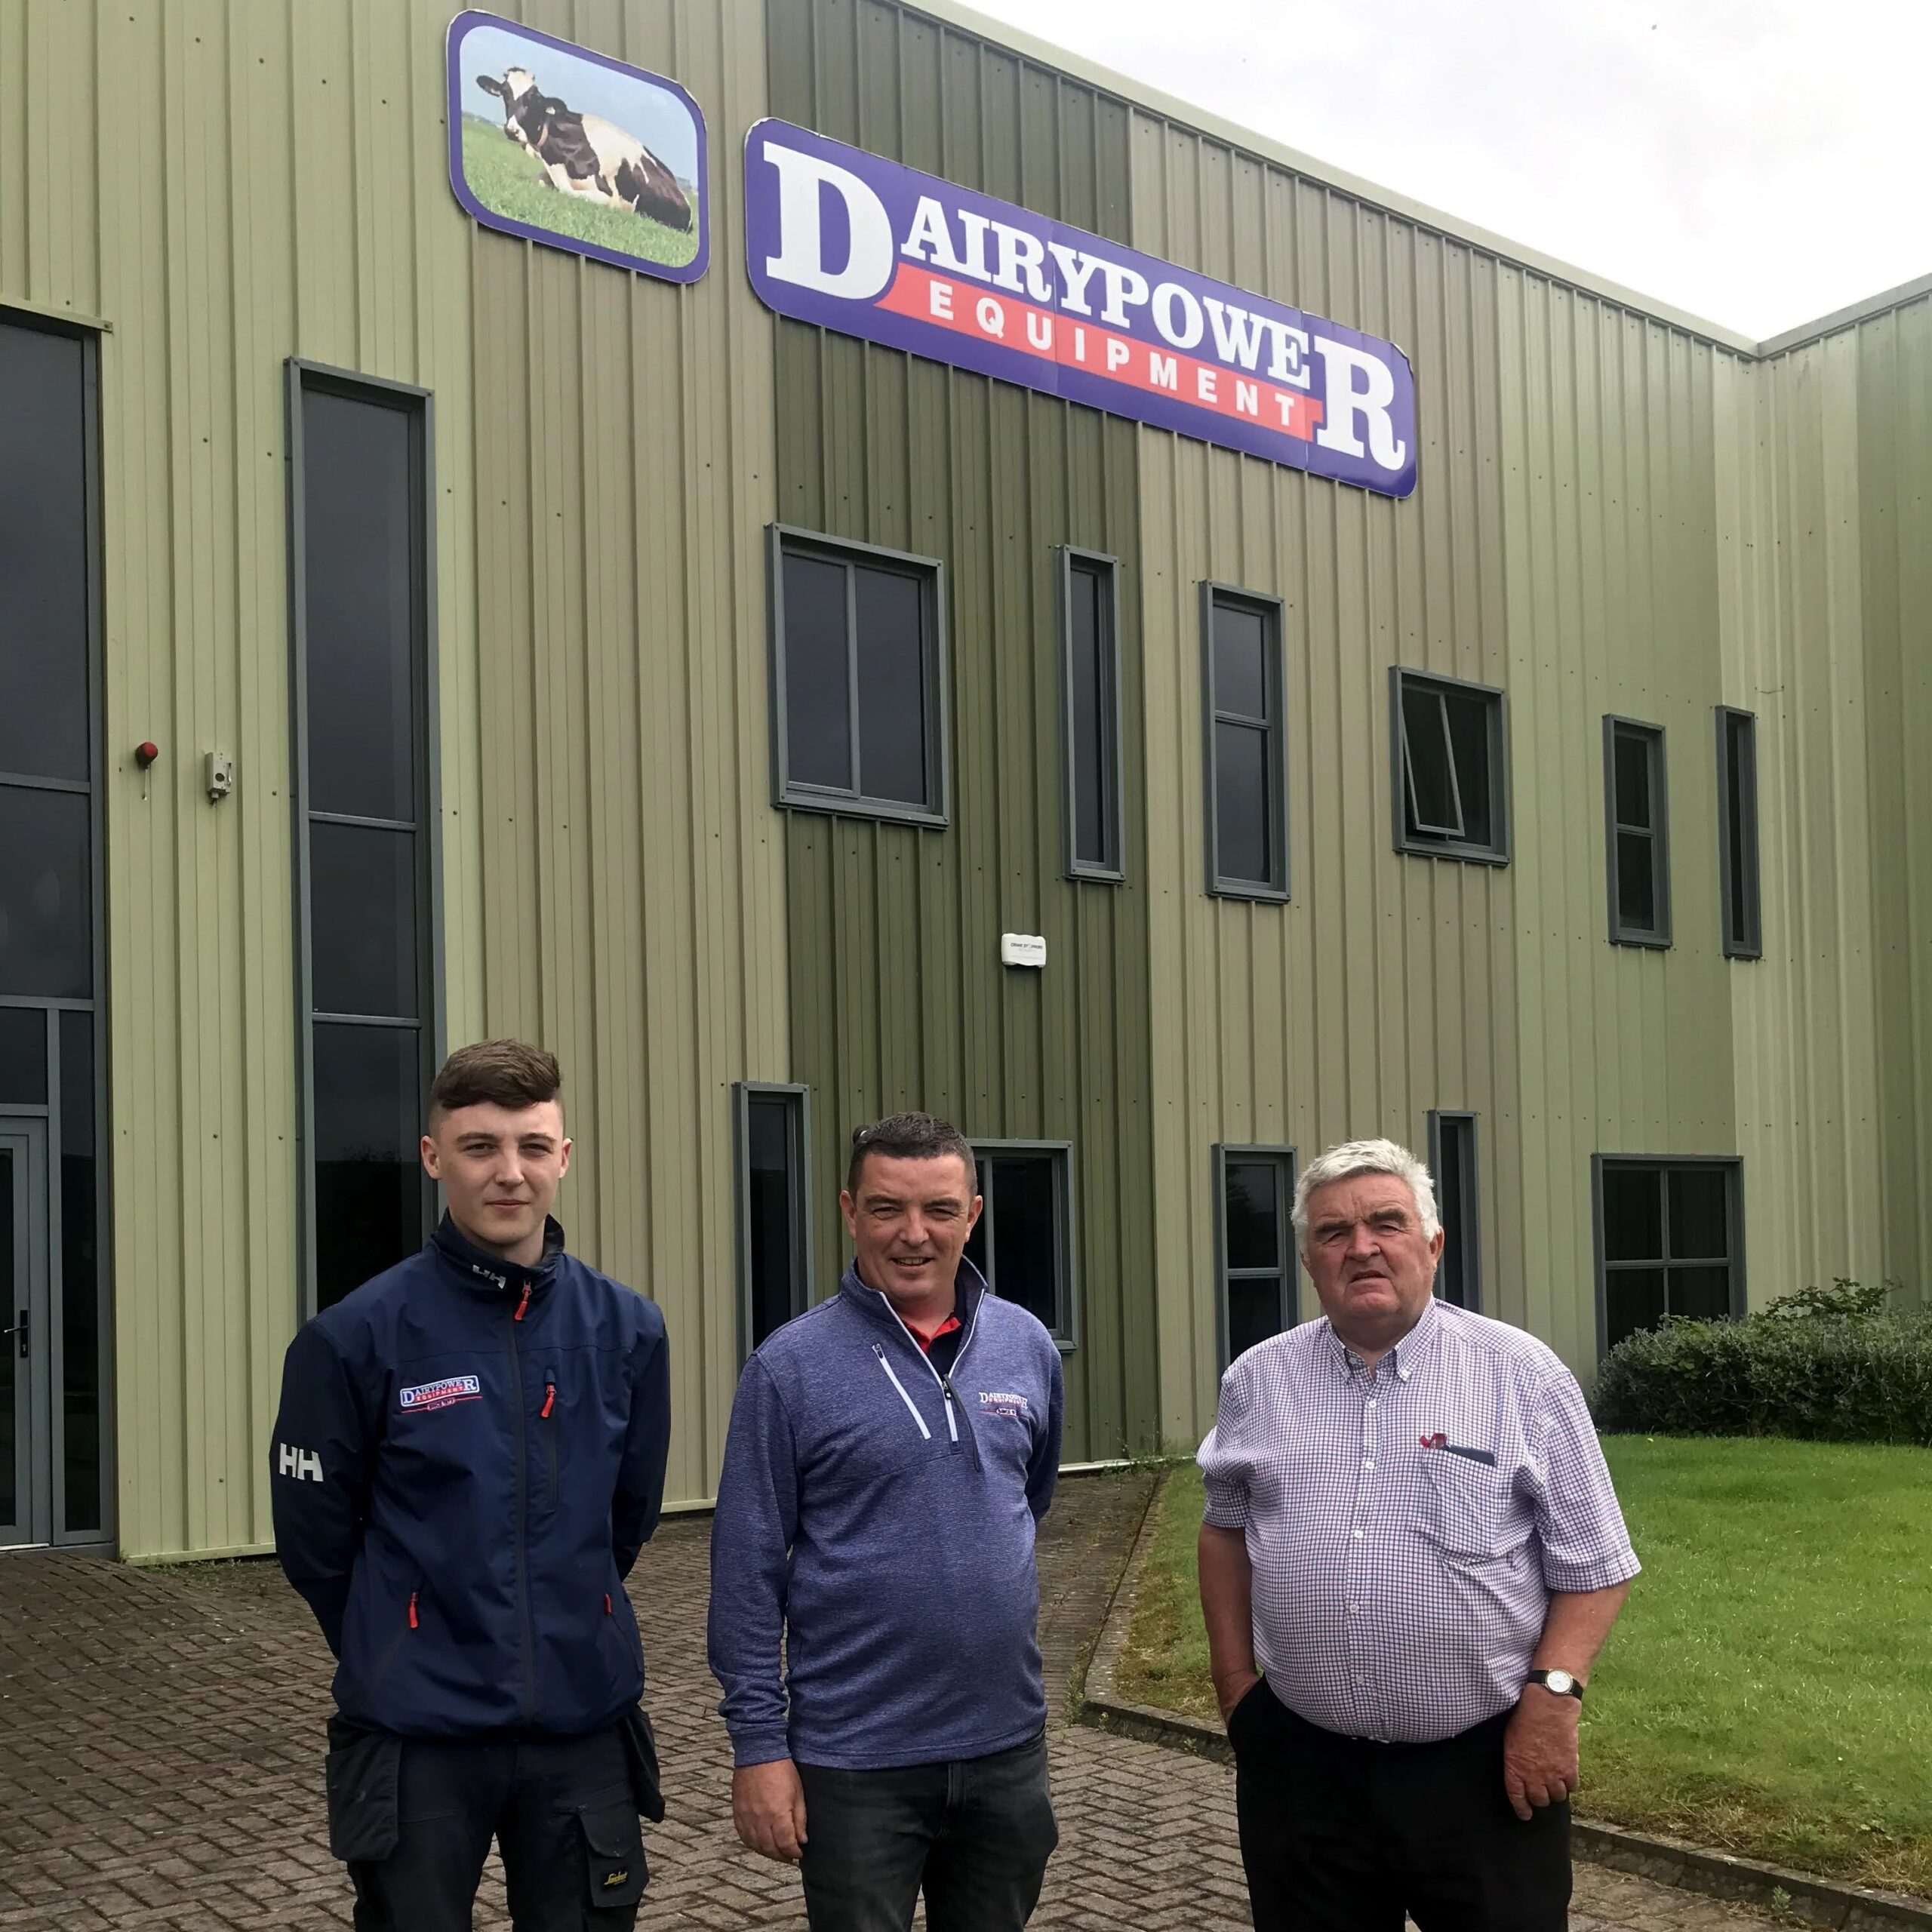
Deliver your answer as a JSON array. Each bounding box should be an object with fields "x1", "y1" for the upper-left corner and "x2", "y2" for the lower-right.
[
  {"x1": 1198, "y1": 1137, "x2": 1639, "y2": 1931},
  {"x1": 709, "y1": 1112, "x2": 1066, "y2": 1932},
  {"x1": 272, "y1": 1041, "x2": 671, "y2": 1930}
]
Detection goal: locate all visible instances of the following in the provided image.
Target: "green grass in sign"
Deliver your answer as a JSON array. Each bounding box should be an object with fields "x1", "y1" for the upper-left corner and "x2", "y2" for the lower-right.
[
  {"x1": 458, "y1": 116, "x2": 700, "y2": 270},
  {"x1": 1115, "y1": 1439, "x2": 1932, "y2": 1898}
]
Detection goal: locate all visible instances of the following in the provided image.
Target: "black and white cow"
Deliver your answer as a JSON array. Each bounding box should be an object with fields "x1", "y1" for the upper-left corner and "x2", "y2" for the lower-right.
[{"x1": 475, "y1": 67, "x2": 693, "y2": 232}]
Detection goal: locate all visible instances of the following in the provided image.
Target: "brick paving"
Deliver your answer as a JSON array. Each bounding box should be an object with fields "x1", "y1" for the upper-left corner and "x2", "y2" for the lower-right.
[{"x1": 0, "y1": 1471, "x2": 1770, "y2": 1930}]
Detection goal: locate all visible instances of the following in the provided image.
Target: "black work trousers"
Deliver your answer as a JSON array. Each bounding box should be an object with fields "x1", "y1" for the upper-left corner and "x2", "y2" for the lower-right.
[
  {"x1": 1228, "y1": 1683, "x2": 1571, "y2": 1932},
  {"x1": 325, "y1": 1715, "x2": 654, "y2": 1931},
  {"x1": 795, "y1": 1730, "x2": 1059, "y2": 1932}
]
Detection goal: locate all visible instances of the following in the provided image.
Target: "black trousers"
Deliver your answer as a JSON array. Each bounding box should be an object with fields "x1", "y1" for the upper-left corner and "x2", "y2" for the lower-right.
[
  {"x1": 1228, "y1": 1684, "x2": 1571, "y2": 1932},
  {"x1": 325, "y1": 1715, "x2": 657, "y2": 1931},
  {"x1": 795, "y1": 1731, "x2": 1059, "y2": 1932}
]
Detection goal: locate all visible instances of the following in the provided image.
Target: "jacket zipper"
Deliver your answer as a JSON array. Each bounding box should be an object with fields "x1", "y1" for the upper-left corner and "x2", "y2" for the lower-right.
[
  {"x1": 504, "y1": 1273, "x2": 537, "y2": 1723},
  {"x1": 872, "y1": 1345, "x2": 931, "y2": 1439},
  {"x1": 879, "y1": 1296, "x2": 982, "y2": 1463},
  {"x1": 542, "y1": 1372, "x2": 558, "y2": 1509}
]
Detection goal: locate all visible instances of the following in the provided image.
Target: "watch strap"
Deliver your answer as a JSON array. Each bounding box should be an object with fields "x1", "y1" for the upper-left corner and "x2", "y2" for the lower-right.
[{"x1": 1526, "y1": 1668, "x2": 1584, "y2": 1702}]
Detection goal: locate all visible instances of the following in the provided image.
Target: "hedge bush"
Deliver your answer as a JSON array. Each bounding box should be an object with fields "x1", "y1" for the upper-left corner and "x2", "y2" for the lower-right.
[{"x1": 1592, "y1": 1279, "x2": 1932, "y2": 1444}]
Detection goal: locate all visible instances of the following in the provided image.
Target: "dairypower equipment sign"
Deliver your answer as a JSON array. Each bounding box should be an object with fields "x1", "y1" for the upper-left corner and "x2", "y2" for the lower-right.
[{"x1": 743, "y1": 120, "x2": 1417, "y2": 499}]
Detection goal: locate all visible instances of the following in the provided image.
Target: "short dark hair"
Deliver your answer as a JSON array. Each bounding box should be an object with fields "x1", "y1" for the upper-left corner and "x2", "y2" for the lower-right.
[
  {"x1": 428, "y1": 1039, "x2": 562, "y2": 1123},
  {"x1": 845, "y1": 1112, "x2": 977, "y2": 1197}
]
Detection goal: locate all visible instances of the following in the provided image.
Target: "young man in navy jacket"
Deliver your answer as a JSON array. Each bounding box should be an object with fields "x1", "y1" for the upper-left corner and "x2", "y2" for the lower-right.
[
  {"x1": 271, "y1": 1040, "x2": 671, "y2": 1930},
  {"x1": 709, "y1": 1112, "x2": 1066, "y2": 1932}
]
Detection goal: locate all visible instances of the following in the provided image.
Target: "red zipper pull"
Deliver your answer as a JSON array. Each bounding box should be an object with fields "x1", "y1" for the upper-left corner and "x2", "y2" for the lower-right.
[
  {"x1": 408, "y1": 1590, "x2": 419, "y2": 1630},
  {"x1": 605, "y1": 1593, "x2": 612, "y2": 1615},
  {"x1": 540, "y1": 1382, "x2": 555, "y2": 1419},
  {"x1": 514, "y1": 1282, "x2": 531, "y2": 1321}
]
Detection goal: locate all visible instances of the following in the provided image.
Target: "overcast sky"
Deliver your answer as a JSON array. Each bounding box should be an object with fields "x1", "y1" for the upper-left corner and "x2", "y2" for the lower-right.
[{"x1": 966, "y1": 0, "x2": 1928, "y2": 340}]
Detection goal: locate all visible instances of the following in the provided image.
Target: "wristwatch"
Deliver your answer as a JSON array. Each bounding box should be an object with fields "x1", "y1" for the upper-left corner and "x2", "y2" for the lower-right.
[{"x1": 1525, "y1": 1668, "x2": 1584, "y2": 1702}]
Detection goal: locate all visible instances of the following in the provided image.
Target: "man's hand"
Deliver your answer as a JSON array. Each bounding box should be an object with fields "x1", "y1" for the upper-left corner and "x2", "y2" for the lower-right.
[
  {"x1": 1502, "y1": 1685, "x2": 1581, "y2": 1821},
  {"x1": 732, "y1": 1758, "x2": 809, "y2": 1863},
  {"x1": 1214, "y1": 1666, "x2": 1263, "y2": 1727}
]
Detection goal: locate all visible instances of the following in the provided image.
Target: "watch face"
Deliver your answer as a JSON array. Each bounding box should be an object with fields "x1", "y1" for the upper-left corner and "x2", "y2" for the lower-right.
[{"x1": 1544, "y1": 1670, "x2": 1576, "y2": 1695}]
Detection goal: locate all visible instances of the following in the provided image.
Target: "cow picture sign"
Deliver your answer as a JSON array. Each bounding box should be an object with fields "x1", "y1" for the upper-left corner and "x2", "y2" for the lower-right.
[
  {"x1": 743, "y1": 120, "x2": 1417, "y2": 497},
  {"x1": 448, "y1": 11, "x2": 708, "y2": 284}
]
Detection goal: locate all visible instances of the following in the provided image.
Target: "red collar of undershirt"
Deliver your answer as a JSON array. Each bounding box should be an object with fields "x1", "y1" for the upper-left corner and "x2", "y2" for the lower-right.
[{"x1": 905, "y1": 1311, "x2": 962, "y2": 1353}]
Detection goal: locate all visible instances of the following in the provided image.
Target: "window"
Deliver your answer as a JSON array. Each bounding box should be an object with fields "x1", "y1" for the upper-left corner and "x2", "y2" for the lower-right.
[
  {"x1": 769, "y1": 527, "x2": 948, "y2": 824},
  {"x1": 1392, "y1": 669, "x2": 1509, "y2": 863},
  {"x1": 1060, "y1": 549, "x2": 1123, "y2": 880},
  {"x1": 734, "y1": 1084, "x2": 811, "y2": 1358},
  {"x1": 1594, "y1": 1157, "x2": 1743, "y2": 1352},
  {"x1": 1201, "y1": 586, "x2": 1287, "y2": 900},
  {"x1": 1604, "y1": 718, "x2": 1670, "y2": 946},
  {"x1": 1716, "y1": 708, "x2": 1761, "y2": 959},
  {"x1": 1427, "y1": 1111, "x2": 1480, "y2": 1311},
  {"x1": 1214, "y1": 1145, "x2": 1297, "y2": 1366},
  {"x1": 963, "y1": 1141, "x2": 1075, "y2": 1348},
  {"x1": 289, "y1": 365, "x2": 440, "y2": 1314}
]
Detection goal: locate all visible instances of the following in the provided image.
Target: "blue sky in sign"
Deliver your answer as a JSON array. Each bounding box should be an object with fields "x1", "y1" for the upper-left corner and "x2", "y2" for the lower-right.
[{"x1": 455, "y1": 20, "x2": 701, "y2": 183}]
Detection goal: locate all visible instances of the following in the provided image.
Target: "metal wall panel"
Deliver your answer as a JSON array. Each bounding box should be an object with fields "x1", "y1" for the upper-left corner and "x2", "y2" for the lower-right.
[
  {"x1": 768, "y1": 0, "x2": 1160, "y2": 1463},
  {"x1": 2, "y1": 0, "x2": 780, "y2": 1555}
]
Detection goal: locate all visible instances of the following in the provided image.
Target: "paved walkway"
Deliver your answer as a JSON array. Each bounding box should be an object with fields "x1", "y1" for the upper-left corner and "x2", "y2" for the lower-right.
[{"x1": 0, "y1": 1472, "x2": 1769, "y2": 1930}]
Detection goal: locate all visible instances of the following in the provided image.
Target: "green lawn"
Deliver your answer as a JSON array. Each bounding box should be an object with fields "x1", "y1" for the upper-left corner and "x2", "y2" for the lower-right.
[
  {"x1": 458, "y1": 116, "x2": 700, "y2": 270},
  {"x1": 1114, "y1": 1438, "x2": 1932, "y2": 1898}
]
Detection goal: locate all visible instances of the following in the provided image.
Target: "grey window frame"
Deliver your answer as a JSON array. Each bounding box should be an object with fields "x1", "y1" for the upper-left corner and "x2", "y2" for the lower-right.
[
  {"x1": 1604, "y1": 715, "x2": 1672, "y2": 948},
  {"x1": 1212, "y1": 1143, "x2": 1298, "y2": 1369},
  {"x1": 1716, "y1": 706, "x2": 1762, "y2": 960},
  {"x1": 1591, "y1": 1154, "x2": 1746, "y2": 1359},
  {"x1": 732, "y1": 1081, "x2": 813, "y2": 1362},
  {"x1": 286, "y1": 360, "x2": 445, "y2": 1322},
  {"x1": 0, "y1": 304, "x2": 114, "y2": 1551},
  {"x1": 1201, "y1": 583, "x2": 1289, "y2": 901},
  {"x1": 965, "y1": 1138, "x2": 1078, "y2": 1352},
  {"x1": 1058, "y1": 546, "x2": 1124, "y2": 881},
  {"x1": 1391, "y1": 669, "x2": 1511, "y2": 865},
  {"x1": 1426, "y1": 1109, "x2": 1481, "y2": 1312},
  {"x1": 767, "y1": 524, "x2": 950, "y2": 828}
]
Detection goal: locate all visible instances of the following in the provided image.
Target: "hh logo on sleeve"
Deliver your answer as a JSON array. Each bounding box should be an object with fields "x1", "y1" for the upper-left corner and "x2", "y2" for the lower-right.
[{"x1": 277, "y1": 1443, "x2": 324, "y2": 1482}]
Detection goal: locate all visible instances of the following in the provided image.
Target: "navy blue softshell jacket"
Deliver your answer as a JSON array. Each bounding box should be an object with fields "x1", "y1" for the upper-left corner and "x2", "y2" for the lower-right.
[
  {"x1": 270, "y1": 1215, "x2": 671, "y2": 1739},
  {"x1": 708, "y1": 1260, "x2": 1064, "y2": 1770}
]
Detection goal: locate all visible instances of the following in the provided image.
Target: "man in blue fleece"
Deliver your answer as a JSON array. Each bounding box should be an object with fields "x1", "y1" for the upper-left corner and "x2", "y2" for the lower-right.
[{"x1": 708, "y1": 1111, "x2": 1066, "y2": 1931}]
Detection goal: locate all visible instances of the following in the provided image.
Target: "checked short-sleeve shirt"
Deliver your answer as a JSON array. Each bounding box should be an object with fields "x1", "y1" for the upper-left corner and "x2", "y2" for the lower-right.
[{"x1": 1197, "y1": 1297, "x2": 1639, "y2": 1743}]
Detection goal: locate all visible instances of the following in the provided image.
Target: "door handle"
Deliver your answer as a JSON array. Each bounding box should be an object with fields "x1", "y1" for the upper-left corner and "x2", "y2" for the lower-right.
[{"x1": 0, "y1": 1309, "x2": 24, "y2": 1357}]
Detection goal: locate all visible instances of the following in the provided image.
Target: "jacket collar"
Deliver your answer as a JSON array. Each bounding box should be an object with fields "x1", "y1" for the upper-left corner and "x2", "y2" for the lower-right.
[
  {"x1": 431, "y1": 1211, "x2": 566, "y2": 1301},
  {"x1": 838, "y1": 1254, "x2": 989, "y2": 1338}
]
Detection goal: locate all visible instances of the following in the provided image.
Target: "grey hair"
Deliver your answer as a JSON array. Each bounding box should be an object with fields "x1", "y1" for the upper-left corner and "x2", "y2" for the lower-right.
[{"x1": 1291, "y1": 1137, "x2": 1440, "y2": 1247}]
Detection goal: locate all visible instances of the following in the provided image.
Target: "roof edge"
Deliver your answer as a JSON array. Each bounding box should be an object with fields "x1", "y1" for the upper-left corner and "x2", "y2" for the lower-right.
[
  {"x1": 1754, "y1": 271, "x2": 1932, "y2": 358},
  {"x1": 907, "y1": 0, "x2": 1763, "y2": 355}
]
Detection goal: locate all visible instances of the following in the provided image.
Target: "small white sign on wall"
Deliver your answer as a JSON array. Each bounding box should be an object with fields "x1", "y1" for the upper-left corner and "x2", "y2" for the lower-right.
[{"x1": 1000, "y1": 933, "x2": 1047, "y2": 969}]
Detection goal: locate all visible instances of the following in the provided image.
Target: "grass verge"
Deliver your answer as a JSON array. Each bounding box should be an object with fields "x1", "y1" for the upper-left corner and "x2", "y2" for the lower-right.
[
  {"x1": 1113, "y1": 1438, "x2": 1932, "y2": 1898},
  {"x1": 458, "y1": 116, "x2": 700, "y2": 269}
]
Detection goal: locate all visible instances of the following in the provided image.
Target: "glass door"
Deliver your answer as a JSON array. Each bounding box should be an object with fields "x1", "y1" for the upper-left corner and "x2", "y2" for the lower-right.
[{"x1": 0, "y1": 1121, "x2": 50, "y2": 1547}]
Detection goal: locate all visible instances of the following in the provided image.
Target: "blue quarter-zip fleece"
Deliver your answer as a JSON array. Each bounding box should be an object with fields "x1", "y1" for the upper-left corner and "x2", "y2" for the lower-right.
[
  {"x1": 708, "y1": 1260, "x2": 1065, "y2": 1771},
  {"x1": 270, "y1": 1216, "x2": 670, "y2": 1739}
]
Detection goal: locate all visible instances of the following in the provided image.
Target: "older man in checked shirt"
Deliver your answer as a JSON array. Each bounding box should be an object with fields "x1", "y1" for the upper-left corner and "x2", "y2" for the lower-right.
[{"x1": 1197, "y1": 1138, "x2": 1638, "y2": 1932}]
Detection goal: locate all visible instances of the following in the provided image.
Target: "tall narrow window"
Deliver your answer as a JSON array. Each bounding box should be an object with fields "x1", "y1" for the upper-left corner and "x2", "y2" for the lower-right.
[
  {"x1": 963, "y1": 1142, "x2": 1075, "y2": 1347},
  {"x1": 734, "y1": 1084, "x2": 811, "y2": 1356},
  {"x1": 1595, "y1": 1158, "x2": 1743, "y2": 1352},
  {"x1": 1392, "y1": 670, "x2": 1509, "y2": 863},
  {"x1": 290, "y1": 365, "x2": 439, "y2": 1314},
  {"x1": 1214, "y1": 1144, "x2": 1297, "y2": 1366},
  {"x1": 1716, "y1": 707, "x2": 1761, "y2": 959},
  {"x1": 770, "y1": 527, "x2": 947, "y2": 825},
  {"x1": 1202, "y1": 586, "x2": 1287, "y2": 900},
  {"x1": 1060, "y1": 549, "x2": 1123, "y2": 880},
  {"x1": 1427, "y1": 1111, "x2": 1480, "y2": 1311},
  {"x1": 1604, "y1": 718, "x2": 1670, "y2": 947},
  {"x1": 1, "y1": 310, "x2": 109, "y2": 1547}
]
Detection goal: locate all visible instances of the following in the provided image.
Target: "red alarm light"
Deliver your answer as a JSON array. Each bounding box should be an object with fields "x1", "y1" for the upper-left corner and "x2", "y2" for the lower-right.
[{"x1": 134, "y1": 741, "x2": 160, "y2": 768}]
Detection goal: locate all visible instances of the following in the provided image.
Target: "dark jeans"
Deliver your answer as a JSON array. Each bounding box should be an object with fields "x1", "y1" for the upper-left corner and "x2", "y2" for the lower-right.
[
  {"x1": 795, "y1": 1731, "x2": 1059, "y2": 1932},
  {"x1": 1229, "y1": 1682, "x2": 1571, "y2": 1932},
  {"x1": 325, "y1": 1715, "x2": 657, "y2": 1931}
]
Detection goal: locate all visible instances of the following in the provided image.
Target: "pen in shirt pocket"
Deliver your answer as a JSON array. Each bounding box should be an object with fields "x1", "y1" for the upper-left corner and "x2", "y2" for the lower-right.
[{"x1": 1420, "y1": 1432, "x2": 1497, "y2": 1466}]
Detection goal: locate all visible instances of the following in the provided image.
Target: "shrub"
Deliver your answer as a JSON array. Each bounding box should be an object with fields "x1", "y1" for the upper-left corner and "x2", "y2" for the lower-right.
[{"x1": 1593, "y1": 1280, "x2": 1932, "y2": 1444}]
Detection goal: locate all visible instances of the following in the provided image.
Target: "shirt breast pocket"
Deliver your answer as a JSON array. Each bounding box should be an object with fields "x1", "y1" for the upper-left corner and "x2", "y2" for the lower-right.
[{"x1": 1417, "y1": 1448, "x2": 1517, "y2": 1564}]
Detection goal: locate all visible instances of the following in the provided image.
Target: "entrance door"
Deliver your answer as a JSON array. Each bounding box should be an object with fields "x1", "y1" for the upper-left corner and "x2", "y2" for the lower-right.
[{"x1": 0, "y1": 1121, "x2": 50, "y2": 1546}]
